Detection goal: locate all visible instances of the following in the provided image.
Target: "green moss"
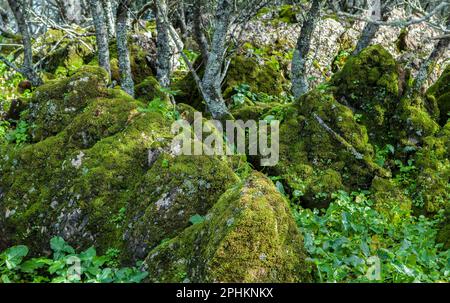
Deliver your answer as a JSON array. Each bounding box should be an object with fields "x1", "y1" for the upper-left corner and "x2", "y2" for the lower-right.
[
  {"x1": 34, "y1": 29, "x2": 96, "y2": 76},
  {"x1": 126, "y1": 154, "x2": 239, "y2": 260},
  {"x1": 223, "y1": 55, "x2": 285, "y2": 99},
  {"x1": 331, "y1": 45, "x2": 400, "y2": 145},
  {"x1": 411, "y1": 122, "x2": 450, "y2": 215},
  {"x1": 370, "y1": 177, "x2": 412, "y2": 222},
  {"x1": 436, "y1": 206, "x2": 450, "y2": 250},
  {"x1": 231, "y1": 102, "x2": 278, "y2": 121},
  {"x1": 268, "y1": 88, "x2": 387, "y2": 208},
  {"x1": 134, "y1": 76, "x2": 165, "y2": 102},
  {"x1": 145, "y1": 172, "x2": 313, "y2": 282},
  {"x1": 426, "y1": 65, "x2": 450, "y2": 126},
  {"x1": 0, "y1": 67, "x2": 241, "y2": 262},
  {"x1": 26, "y1": 66, "x2": 109, "y2": 142}
]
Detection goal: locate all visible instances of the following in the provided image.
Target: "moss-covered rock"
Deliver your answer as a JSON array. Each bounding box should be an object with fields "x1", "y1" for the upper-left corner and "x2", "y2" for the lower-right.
[
  {"x1": 436, "y1": 206, "x2": 450, "y2": 250},
  {"x1": 426, "y1": 65, "x2": 450, "y2": 126},
  {"x1": 34, "y1": 29, "x2": 96, "y2": 76},
  {"x1": 134, "y1": 76, "x2": 164, "y2": 102},
  {"x1": 0, "y1": 69, "x2": 239, "y2": 262},
  {"x1": 26, "y1": 66, "x2": 109, "y2": 142},
  {"x1": 125, "y1": 154, "x2": 239, "y2": 260},
  {"x1": 268, "y1": 88, "x2": 387, "y2": 208},
  {"x1": 223, "y1": 55, "x2": 285, "y2": 99},
  {"x1": 144, "y1": 172, "x2": 313, "y2": 282},
  {"x1": 331, "y1": 45, "x2": 400, "y2": 145},
  {"x1": 411, "y1": 122, "x2": 450, "y2": 215}
]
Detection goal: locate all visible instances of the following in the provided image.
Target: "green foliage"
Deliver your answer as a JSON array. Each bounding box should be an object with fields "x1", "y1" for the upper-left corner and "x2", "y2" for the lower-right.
[
  {"x1": 294, "y1": 191, "x2": 449, "y2": 282},
  {"x1": 0, "y1": 120, "x2": 10, "y2": 143},
  {"x1": 0, "y1": 237, "x2": 148, "y2": 283},
  {"x1": 374, "y1": 144, "x2": 395, "y2": 167},
  {"x1": 137, "y1": 87, "x2": 180, "y2": 120},
  {"x1": 5, "y1": 120, "x2": 30, "y2": 145},
  {"x1": 230, "y1": 83, "x2": 293, "y2": 108},
  {"x1": 179, "y1": 49, "x2": 199, "y2": 72}
]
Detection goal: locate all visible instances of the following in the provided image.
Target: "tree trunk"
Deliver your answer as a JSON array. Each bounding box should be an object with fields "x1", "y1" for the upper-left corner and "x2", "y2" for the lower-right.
[
  {"x1": 7, "y1": 0, "x2": 42, "y2": 86},
  {"x1": 101, "y1": 0, "x2": 116, "y2": 38},
  {"x1": 89, "y1": 0, "x2": 111, "y2": 78},
  {"x1": 116, "y1": 0, "x2": 134, "y2": 97},
  {"x1": 291, "y1": 0, "x2": 321, "y2": 98},
  {"x1": 412, "y1": 20, "x2": 450, "y2": 95},
  {"x1": 201, "y1": 0, "x2": 233, "y2": 120},
  {"x1": 154, "y1": 0, "x2": 171, "y2": 87},
  {"x1": 353, "y1": 3, "x2": 393, "y2": 55},
  {"x1": 192, "y1": 0, "x2": 210, "y2": 62}
]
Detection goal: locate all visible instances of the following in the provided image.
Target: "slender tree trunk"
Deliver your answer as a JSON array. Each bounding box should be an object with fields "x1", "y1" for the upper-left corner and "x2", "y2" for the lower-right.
[
  {"x1": 353, "y1": 3, "x2": 393, "y2": 55},
  {"x1": 89, "y1": 0, "x2": 111, "y2": 78},
  {"x1": 200, "y1": 0, "x2": 233, "y2": 120},
  {"x1": 291, "y1": 0, "x2": 321, "y2": 98},
  {"x1": 412, "y1": 20, "x2": 450, "y2": 95},
  {"x1": 7, "y1": 0, "x2": 42, "y2": 86},
  {"x1": 154, "y1": 0, "x2": 171, "y2": 87},
  {"x1": 192, "y1": 0, "x2": 210, "y2": 62},
  {"x1": 101, "y1": 0, "x2": 116, "y2": 38},
  {"x1": 116, "y1": 0, "x2": 134, "y2": 97}
]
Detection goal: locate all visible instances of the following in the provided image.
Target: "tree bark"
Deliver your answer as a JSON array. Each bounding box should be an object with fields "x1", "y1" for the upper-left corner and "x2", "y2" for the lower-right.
[
  {"x1": 291, "y1": 0, "x2": 321, "y2": 98},
  {"x1": 192, "y1": 0, "x2": 210, "y2": 62},
  {"x1": 116, "y1": 0, "x2": 134, "y2": 97},
  {"x1": 412, "y1": 18, "x2": 450, "y2": 95},
  {"x1": 7, "y1": 0, "x2": 42, "y2": 86},
  {"x1": 200, "y1": 0, "x2": 233, "y2": 120},
  {"x1": 101, "y1": 0, "x2": 116, "y2": 38},
  {"x1": 154, "y1": 0, "x2": 171, "y2": 87},
  {"x1": 353, "y1": 3, "x2": 393, "y2": 55},
  {"x1": 89, "y1": 0, "x2": 111, "y2": 78}
]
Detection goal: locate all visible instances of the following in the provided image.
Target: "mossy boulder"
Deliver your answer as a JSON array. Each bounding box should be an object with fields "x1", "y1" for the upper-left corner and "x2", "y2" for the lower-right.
[
  {"x1": 0, "y1": 69, "x2": 239, "y2": 262},
  {"x1": 144, "y1": 172, "x2": 313, "y2": 282},
  {"x1": 331, "y1": 45, "x2": 400, "y2": 145},
  {"x1": 34, "y1": 29, "x2": 96, "y2": 76},
  {"x1": 426, "y1": 65, "x2": 450, "y2": 126},
  {"x1": 173, "y1": 52, "x2": 286, "y2": 112},
  {"x1": 125, "y1": 155, "x2": 239, "y2": 260},
  {"x1": 269, "y1": 88, "x2": 386, "y2": 208},
  {"x1": 411, "y1": 122, "x2": 450, "y2": 215},
  {"x1": 102, "y1": 39, "x2": 155, "y2": 85},
  {"x1": 436, "y1": 206, "x2": 450, "y2": 250},
  {"x1": 223, "y1": 55, "x2": 285, "y2": 99},
  {"x1": 134, "y1": 76, "x2": 165, "y2": 102},
  {"x1": 25, "y1": 66, "x2": 109, "y2": 142}
]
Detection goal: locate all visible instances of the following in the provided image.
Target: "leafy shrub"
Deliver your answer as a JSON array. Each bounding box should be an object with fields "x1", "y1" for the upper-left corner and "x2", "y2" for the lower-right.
[
  {"x1": 294, "y1": 191, "x2": 449, "y2": 282},
  {"x1": 0, "y1": 237, "x2": 148, "y2": 283}
]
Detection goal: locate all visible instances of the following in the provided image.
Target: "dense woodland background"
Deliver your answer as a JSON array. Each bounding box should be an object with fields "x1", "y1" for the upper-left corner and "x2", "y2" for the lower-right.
[{"x1": 0, "y1": 0, "x2": 449, "y2": 283}]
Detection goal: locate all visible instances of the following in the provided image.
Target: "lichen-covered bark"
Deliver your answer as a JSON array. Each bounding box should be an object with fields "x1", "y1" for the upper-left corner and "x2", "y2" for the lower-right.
[
  {"x1": 412, "y1": 19, "x2": 450, "y2": 96},
  {"x1": 89, "y1": 0, "x2": 111, "y2": 78},
  {"x1": 101, "y1": 0, "x2": 116, "y2": 38},
  {"x1": 291, "y1": 0, "x2": 321, "y2": 98},
  {"x1": 201, "y1": 0, "x2": 233, "y2": 120},
  {"x1": 6, "y1": 0, "x2": 42, "y2": 86},
  {"x1": 192, "y1": 0, "x2": 210, "y2": 62},
  {"x1": 154, "y1": 0, "x2": 172, "y2": 87},
  {"x1": 353, "y1": 4, "x2": 394, "y2": 55},
  {"x1": 116, "y1": 0, "x2": 134, "y2": 97}
]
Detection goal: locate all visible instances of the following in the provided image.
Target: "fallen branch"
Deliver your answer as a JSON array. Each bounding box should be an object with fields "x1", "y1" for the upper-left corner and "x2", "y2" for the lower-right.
[{"x1": 312, "y1": 112, "x2": 364, "y2": 160}]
